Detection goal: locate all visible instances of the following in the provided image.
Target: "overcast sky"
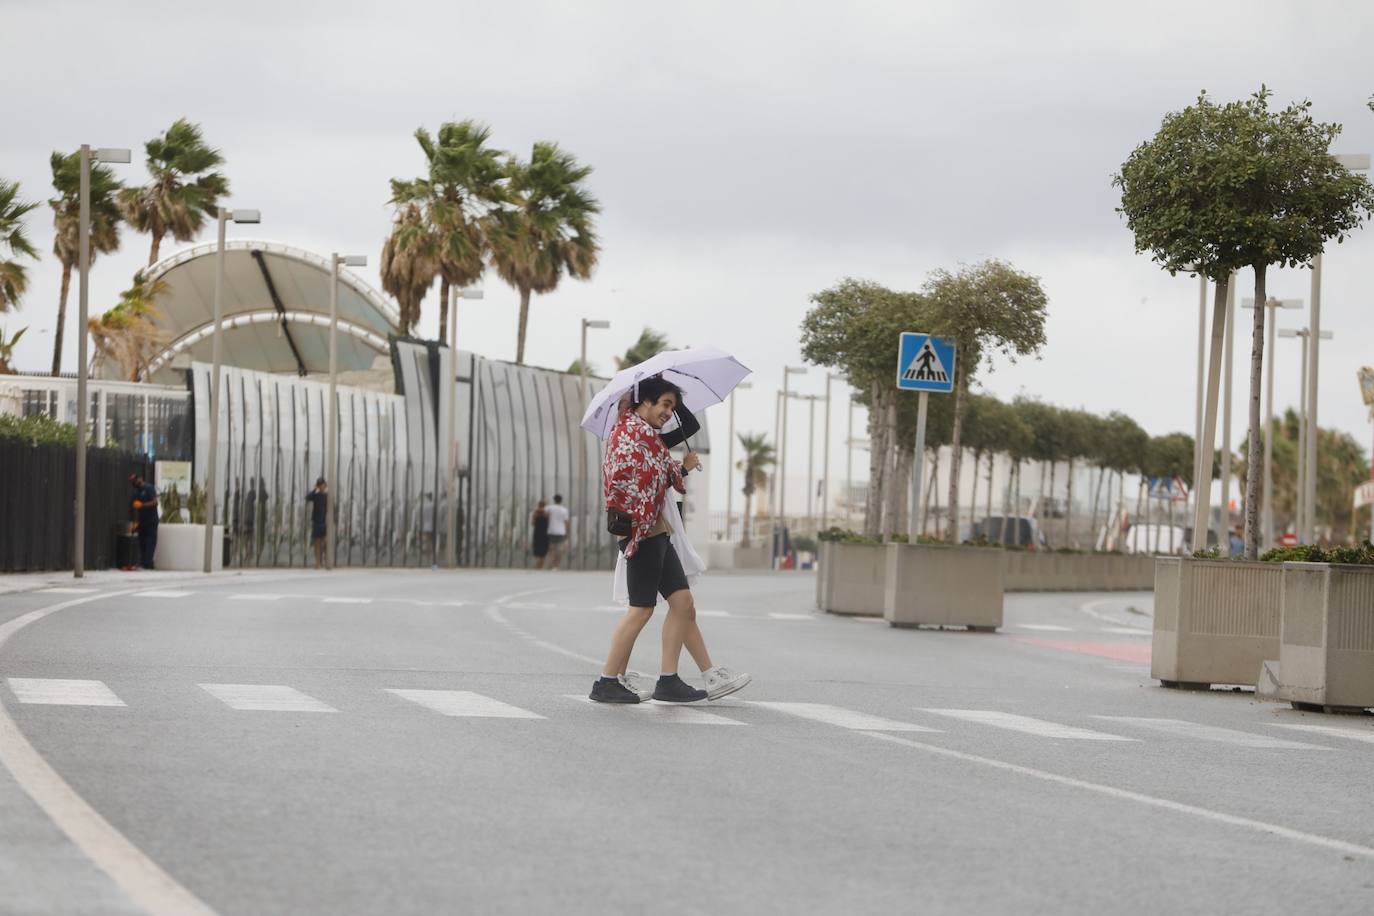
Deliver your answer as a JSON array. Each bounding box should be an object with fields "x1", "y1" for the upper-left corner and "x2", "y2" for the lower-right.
[{"x1": 4, "y1": 0, "x2": 1373, "y2": 513}]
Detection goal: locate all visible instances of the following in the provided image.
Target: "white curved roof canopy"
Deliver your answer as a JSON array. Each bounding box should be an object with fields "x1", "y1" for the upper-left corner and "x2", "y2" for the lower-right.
[{"x1": 140, "y1": 241, "x2": 399, "y2": 382}]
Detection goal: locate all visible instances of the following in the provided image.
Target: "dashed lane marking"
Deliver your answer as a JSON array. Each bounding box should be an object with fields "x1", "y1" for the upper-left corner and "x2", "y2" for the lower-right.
[
  {"x1": 563, "y1": 695, "x2": 746, "y2": 725},
  {"x1": 7, "y1": 678, "x2": 126, "y2": 707},
  {"x1": 386, "y1": 689, "x2": 545, "y2": 720},
  {"x1": 38, "y1": 587, "x2": 98, "y2": 595},
  {"x1": 199, "y1": 684, "x2": 337, "y2": 713},
  {"x1": 921, "y1": 709, "x2": 1135, "y2": 741},
  {"x1": 1092, "y1": 716, "x2": 1328, "y2": 749},
  {"x1": 322, "y1": 597, "x2": 372, "y2": 604},
  {"x1": 749, "y1": 701, "x2": 939, "y2": 733}
]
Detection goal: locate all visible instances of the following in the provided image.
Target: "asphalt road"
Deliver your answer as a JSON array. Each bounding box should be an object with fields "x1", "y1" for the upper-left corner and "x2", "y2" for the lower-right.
[{"x1": 1, "y1": 569, "x2": 1372, "y2": 915}]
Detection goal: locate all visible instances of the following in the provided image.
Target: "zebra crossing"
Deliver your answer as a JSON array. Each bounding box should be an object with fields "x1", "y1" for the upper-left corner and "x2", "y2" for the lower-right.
[{"x1": 6, "y1": 676, "x2": 1373, "y2": 751}]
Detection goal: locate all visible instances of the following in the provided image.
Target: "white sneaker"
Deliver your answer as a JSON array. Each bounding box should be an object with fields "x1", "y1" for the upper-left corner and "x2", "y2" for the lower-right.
[
  {"x1": 703, "y1": 666, "x2": 752, "y2": 701},
  {"x1": 619, "y1": 671, "x2": 654, "y2": 702}
]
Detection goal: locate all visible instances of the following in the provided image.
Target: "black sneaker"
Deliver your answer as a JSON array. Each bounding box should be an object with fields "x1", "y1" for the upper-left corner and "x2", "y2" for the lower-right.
[
  {"x1": 589, "y1": 678, "x2": 642, "y2": 704},
  {"x1": 652, "y1": 674, "x2": 708, "y2": 703}
]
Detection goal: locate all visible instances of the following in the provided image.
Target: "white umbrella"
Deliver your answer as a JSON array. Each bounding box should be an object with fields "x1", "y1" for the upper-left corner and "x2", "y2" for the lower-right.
[{"x1": 580, "y1": 346, "x2": 752, "y2": 440}]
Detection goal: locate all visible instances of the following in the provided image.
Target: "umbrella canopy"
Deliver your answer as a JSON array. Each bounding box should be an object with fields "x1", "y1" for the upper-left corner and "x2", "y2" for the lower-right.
[{"x1": 580, "y1": 346, "x2": 752, "y2": 439}]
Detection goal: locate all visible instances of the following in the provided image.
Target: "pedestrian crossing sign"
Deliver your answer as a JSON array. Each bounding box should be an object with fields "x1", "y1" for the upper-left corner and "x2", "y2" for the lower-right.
[{"x1": 896, "y1": 332, "x2": 956, "y2": 393}]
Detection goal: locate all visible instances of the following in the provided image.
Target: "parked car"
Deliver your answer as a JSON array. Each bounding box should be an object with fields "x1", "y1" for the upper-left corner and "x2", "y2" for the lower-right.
[
  {"x1": 1120, "y1": 524, "x2": 1219, "y2": 555},
  {"x1": 972, "y1": 515, "x2": 1051, "y2": 550}
]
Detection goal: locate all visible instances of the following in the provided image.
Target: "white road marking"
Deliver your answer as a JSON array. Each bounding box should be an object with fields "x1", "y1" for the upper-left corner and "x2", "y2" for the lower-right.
[
  {"x1": 750, "y1": 701, "x2": 939, "y2": 732},
  {"x1": 443, "y1": 600, "x2": 470, "y2": 607},
  {"x1": 0, "y1": 590, "x2": 217, "y2": 914},
  {"x1": 863, "y1": 731, "x2": 1374, "y2": 861},
  {"x1": 564, "y1": 696, "x2": 745, "y2": 725},
  {"x1": 227, "y1": 594, "x2": 282, "y2": 601},
  {"x1": 1099, "y1": 626, "x2": 1149, "y2": 635},
  {"x1": 768, "y1": 613, "x2": 813, "y2": 620},
  {"x1": 199, "y1": 684, "x2": 337, "y2": 713},
  {"x1": 697, "y1": 609, "x2": 731, "y2": 618},
  {"x1": 7, "y1": 678, "x2": 126, "y2": 707},
  {"x1": 851, "y1": 616, "x2": 886, "y2": 623},
  {"x1": 387, "y1": 689, "x2": 545, "y2": 719},
  {"x1": 135, "y1": 590, "x2": 193, "y2": 598},
  {"x1": 1092, "y1": 717, "x2": 1328, "y2": 749},
  {"x1": 323, "y1": 597, "x2": 371, "y2": 604},
  {"x1": 1014, "y1": 624, "x2": 1074, "y2": 632},
  {"x1": 39, "y1": 587, "x2": 98, "y2": 595},
  {"x1": 921, "y1": 709, "x2": 1135, "y2": 741},
  {"x1": 1271, "y1": 723, "x2": 1374, "y2": 745},
  {"x1": 484, "y1": 605, "x2": 602, "y2": 665}
]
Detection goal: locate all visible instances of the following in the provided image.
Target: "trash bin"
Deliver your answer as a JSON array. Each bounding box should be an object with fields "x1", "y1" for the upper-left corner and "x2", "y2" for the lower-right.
[{"x1": 113, "y1": 524, "x2": 139, "y2": 568}]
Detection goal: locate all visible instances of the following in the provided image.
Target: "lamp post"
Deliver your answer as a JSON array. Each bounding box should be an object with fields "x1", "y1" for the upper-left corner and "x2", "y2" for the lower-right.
[
  {"x1": 778, "y1": 366, "x2": 807, "y2": 526},
  {"x1": 799, "y1": 393, "x2": 822, "y2": 528},
  {"x1": 724, "y1": 381, "x2": 751, "y2": 543},
  {"x1": 445, "y1": 286, "x2": 483, "y2": 568},
  {"x1": 72, "y1": 145, "x2": 129, "y2": 578},
  {"x1": 578, "y1": 318, "x2": 609, "y2": 565},
  {"x1": 325, "y1": 253, "x2": 368, "y2": 571},
  {"x1": 821, "y1": 373, "x2": 841, "y2": 531},
  {"x1": 1280, "y1": 326, "x2": 1332, "y2": 541},
  {"x1": 202, "y1": 208, "x2": 261, "y2": 573},
  {"x1": 1243, "y1": 295, "x2": 1303, "y2": 550},
  {"x1": 1306, "y1": 152, "x2": 1369, "y2": 542}
]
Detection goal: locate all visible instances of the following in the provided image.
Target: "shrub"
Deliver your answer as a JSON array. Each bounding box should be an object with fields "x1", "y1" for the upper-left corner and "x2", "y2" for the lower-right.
[
  {"x1": 0, "y1": 413, "x2": 77, "y2": 446},
  {"x1": 1260, "y1": 543, "x2": 1374, "y2": 566}
]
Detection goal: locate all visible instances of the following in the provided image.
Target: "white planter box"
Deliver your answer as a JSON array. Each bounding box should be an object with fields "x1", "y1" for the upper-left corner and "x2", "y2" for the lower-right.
[
  {"x1": 1278, "y1": 562, "x2": 1374, "y2": 712},
  {"x1": 816, "y1": 541, "x2": 889, "y2": 616},
  {"x1": 154, "y1": 523, "x2": 224, "y2": 571},
  {"x1": 1002, "y1": 551, "x2": 1155, "y2": 592},
  {"x1": 707, "y1": 542, "x2": 771, "y2": 570},
  {"x1": 884, "y1": 543, "x2": 1003, "y2": 631},
  {"x1": 1151, "y1": 558, "x2": 1280, "y2": 689}
]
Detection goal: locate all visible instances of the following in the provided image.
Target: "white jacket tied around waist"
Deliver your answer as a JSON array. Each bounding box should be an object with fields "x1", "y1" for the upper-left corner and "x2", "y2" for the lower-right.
[{"x1": 612, "y1": 495, "x2": 706, "y2": 604}]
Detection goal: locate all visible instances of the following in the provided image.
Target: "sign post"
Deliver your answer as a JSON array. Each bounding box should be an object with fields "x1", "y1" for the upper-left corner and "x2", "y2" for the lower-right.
[{"x1": 896, "y1": 332, "x2": 956, "y2": 541}]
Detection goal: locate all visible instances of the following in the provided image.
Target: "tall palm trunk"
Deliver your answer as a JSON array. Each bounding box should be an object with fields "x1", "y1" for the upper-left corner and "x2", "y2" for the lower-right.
[
  {"x1": 148, "y1": 230, "x2": 164, "y2": 268},
  {"x1": 514, "y1": 286, "x2": 532, "y2": 365},
  {"x1": 945, "y1": 371, "x2": 966, "y2": 542},
  {"x1": 741, "y1": 489, "x2": 753, "y2": 546},
  {"x1": 439, "y1": 277, "x2": 451, "y2": 345},
  {"x1": 1243, "y1": 263, "x2": 1267, "y2": 559},
  {"x1": 51, "y1": 263, "x2": 72, "y2": 376}
]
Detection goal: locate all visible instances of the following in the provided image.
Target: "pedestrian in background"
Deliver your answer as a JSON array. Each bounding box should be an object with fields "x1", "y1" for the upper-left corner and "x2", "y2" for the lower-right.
[
  {"x1": 306, "y1": 477, "x2": 328, "y2": 570},
  {"x1": 545, "y1": 494, "x2": 569, "y2": 569},
  {"x1": 129, "y1": 473, "x2": 159, "y2": 569},
  {"x1": 531, "y1": 499, "x2": 550, "y2": 569}
]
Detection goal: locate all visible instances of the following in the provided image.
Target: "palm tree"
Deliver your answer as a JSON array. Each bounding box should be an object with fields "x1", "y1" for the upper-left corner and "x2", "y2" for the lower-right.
[
  {"x1": 118, "y1": 118, "x2": 230, "y2": 267},
  {"x1": 0, "y1": 179, "x2": 39, "y2": 313},
  {"x1": 379, "y1": 203, "x2": 439, "y2": 336},
  {"x1": 88, "y1": 272, "x2": 168, "y2": 381},
  {"x1": 736, "y1": 432, "x2": 776, "y2": 547},
  {"x1": 391, "y1": 121, "x2": 506, "y2": 340},
  {"x1": 615, "y1": 327, "x2": 670, "y2": 369},
  {"x1": 488, "y1": 142, "x2": 600, "y2": 364},
  {"x1": 0, "y1": 326, "x2": 26, "y2": 373},
  {"x1": 49, "y1": 151, "x2": 124, "y2": 375}
]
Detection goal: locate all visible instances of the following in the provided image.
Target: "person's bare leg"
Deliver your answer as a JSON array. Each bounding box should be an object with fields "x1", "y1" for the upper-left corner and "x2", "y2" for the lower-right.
[
  {"x1": 682, "y1": 616, "x2": 714, "y2": 672},
  {"x1": 602, "y1": 607, "x2": 653, "y2": 676},
  {"x1": 660, "y1": 589, "x2": 698, "y2": 675}
]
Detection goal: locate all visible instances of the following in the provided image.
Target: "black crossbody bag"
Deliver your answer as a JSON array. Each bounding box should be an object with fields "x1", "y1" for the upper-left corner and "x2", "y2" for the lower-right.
[{"x1": 606, "y1": 508, "x2": 634, "y2": 538}]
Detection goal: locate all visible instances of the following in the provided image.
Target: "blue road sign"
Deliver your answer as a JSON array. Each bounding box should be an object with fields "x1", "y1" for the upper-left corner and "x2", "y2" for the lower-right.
[{"x1": 896, "y1": 332, "x2": 956, "y2": 393}]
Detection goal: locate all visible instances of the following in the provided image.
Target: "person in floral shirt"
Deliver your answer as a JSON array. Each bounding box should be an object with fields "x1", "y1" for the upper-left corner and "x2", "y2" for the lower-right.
[{"x1": 590, "y1": 376, "x2": 751, "y2": 704}]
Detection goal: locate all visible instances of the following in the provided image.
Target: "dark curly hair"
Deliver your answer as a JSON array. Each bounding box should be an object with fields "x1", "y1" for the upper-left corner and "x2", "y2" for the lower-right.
[{"x1": 632, "y1": 376, "x2": 684, "y2": 408}]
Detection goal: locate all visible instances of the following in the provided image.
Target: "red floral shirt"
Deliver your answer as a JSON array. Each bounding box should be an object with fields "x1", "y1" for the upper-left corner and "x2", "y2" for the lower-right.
[{"x1": 603, "y1": 410, "x2": 685, "y2": 557}]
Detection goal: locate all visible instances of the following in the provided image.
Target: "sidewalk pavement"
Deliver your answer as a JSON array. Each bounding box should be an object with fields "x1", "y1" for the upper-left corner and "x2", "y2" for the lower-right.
[{"x1": 0, "y1": 567, "x2": 294, "y2": 596}]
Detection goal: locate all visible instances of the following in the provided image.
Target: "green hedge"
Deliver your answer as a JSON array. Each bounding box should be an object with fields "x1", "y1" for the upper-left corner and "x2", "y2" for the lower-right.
[{"x1": 0, "y1": 414, "x2": 77, "y2": 446}]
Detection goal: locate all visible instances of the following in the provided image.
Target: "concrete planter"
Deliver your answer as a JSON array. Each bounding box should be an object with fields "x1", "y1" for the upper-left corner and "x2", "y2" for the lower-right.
[
  {"x1": 707, "y1": 542, "x2": 771, "y2": 571},
  {"x1": 884, "y1": 543, "x2": 1003, "y2": 631},
  {"x1": 1002, "y1": 551, "x2": 1155, "y2": 592},
  {"x1": 1151, "y1": 558, "x2": 1280, "y2": 689},
  {"x1": 155, "y1": 523, "x2": 224, "y2": 571},
  {"x1": 816, "y1": 541, "x2": 889, "y2": 616},
  {"x1": 1278, "y1": 562, "x2": 1374, "y2": 712}
]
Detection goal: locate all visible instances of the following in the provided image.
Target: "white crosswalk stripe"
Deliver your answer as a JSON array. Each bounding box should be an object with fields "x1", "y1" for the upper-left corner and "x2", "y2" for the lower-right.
[
  {"x1": 1092, "y1": 716, "x2": 1328, "y2": 749},
  {"x1": 323, "y1": 597, "x2": 372, "y2": 604},
  {"x1": 768, "y1": 613, "x2": 813, "y2": 620},
  {"x1": 7, "y1": 678, "x2": 126, "y2": 707},
  {"x1": 750, "y1": 701, "x2": 939, "y2": 732},
  {"x1": 697, "y1": 610, "x2": 732, "y2": 618},
  {"x1": 228, "y1": 594, "x2": 282, "y2": 601},
  {"x1": 564, "y1": 696, "x2": 745, "y2": 725},
  {"x1": 921, "y1": 709, "x2": 1135, "y2": 741},
  {"x1": 137, "y1": 590, "x2": 194, "y2": 598},
  {"x1": 1271, "y1": 723, "x2": 1374, "y2": 745},
  {"x1": 199, "y1": 684, "x2": 337, "y2": 713},
  {"x1": 386, "y1": 689, "x2": 544, "y2": 719}
]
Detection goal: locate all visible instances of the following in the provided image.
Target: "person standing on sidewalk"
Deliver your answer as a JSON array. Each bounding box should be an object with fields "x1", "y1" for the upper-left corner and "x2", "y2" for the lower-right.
[
  {"x1": 306, "y1": 478, "x2": 328, "y2": 570},
  {"x1": 531, "y1": 499, "x2": 551, "y2": 569},
  {"x1": 129, "y1": 474, "x2": 159, "y2": 569},
  {"x1": 545, "y1": 494, "x2": 569, "y2": 569},
  {"x1": 590, "y1": 376, "x2": 750, "y2": 704}
]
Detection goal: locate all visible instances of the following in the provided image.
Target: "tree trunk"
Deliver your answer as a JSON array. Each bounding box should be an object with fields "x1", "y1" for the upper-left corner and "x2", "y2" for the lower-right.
[
  {"x1": 1243, "y1": 263, "x2": 1267, "y2": 559},
  {"x1": 881, "y1": 398, "x2": 898, "y2": 541},
  {"x1": 148, "y1": 231, "x2": 163, "y2": 268},
  {"x1": 1089, "y1": 464, "x2": 1106, "y2": 549},
  {"x1": 1193, "y1": 275, "x2": 1229, "y2": 552},
  {"x1": 945, "y1": 370, "x2": 966, "y2": 542},
  {"x1": 1048, "y1": 460, "x2": 1057, "y2": 527},
  {"x1": 439, "y1": 277, "x2": 450, "y2": 346},
  {"x1": 1065, "y1": 458, "x2": 1075, "y2": 549},
  {"x1": 891, "y1": 446, "x2": 914, "y2": 537},
  {"x1": 1010, "y1": 461, "x2": 1022, "y2": 546},
  {"x1": 968, "y1": 449, "x2": 981, "y2": 534},
  {"x1": 986, "y1": 452, "x2": 995, "y2": 527},
  {"x1": 863, "y1": 387, "x2": 887, "y2": 539},
  {"x1": 922, "y1": 450, "x2": 940, "y2": 538},
  {"x1": 51, "y1": 263, "x2": 72, "y2": 376},
  {"x1": 514, "y1": 286, "x2": 532, "y2": 365},
  {"x1": 741, "y1": 490, "x2": 753, "y2": 547}
]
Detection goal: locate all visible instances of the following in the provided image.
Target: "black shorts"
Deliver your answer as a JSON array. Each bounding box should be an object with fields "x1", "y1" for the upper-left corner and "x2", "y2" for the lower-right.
[{"x1": 620, "y1": 533, "x2": 689, "y2": 608}]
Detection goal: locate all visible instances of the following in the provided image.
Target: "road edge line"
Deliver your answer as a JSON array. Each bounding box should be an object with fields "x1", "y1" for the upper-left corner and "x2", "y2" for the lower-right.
[{"x1": 0, "y1": 591, "x2": 218, "y2": 916}]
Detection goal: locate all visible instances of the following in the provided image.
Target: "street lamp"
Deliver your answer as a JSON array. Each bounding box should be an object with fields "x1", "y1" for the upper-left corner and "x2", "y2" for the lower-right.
[
  {"x1": 778, "y1": 365, "x2": 807, "y2": 528},
  {"x1": 798, "y1": 393, "x2": 822, "y2": 527},
  {"x1": 72, "y1": 145, "x2": 129, "y2": 578},
  {"x1": 1305, "y1": 152, "x2": 1369, "y2": 542},
  {"x1": 1243, "y1": 295, "x2": 1303, "y2": 550},
  {"x1": 446, "y1": 286, "x2": 483, "y2": 568},
  {"x1": 1279, "y1": 326, "x2": 1332, "y2": 541},
  {"x1": 202, "y1": 208, "x2": 261, "y2": 573},
  {"x1": 724, "y1": 381, "x2": 752, "y2": 543},
  {"x1": 325, "y1": 253, "x2": 367, "y2": 571},
  {"x1": 821, "y1": 373, "x2": 842, "y2": 531},
  {"x1": 578, "y1": 318, "x2": 610, "y2": 566}
]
